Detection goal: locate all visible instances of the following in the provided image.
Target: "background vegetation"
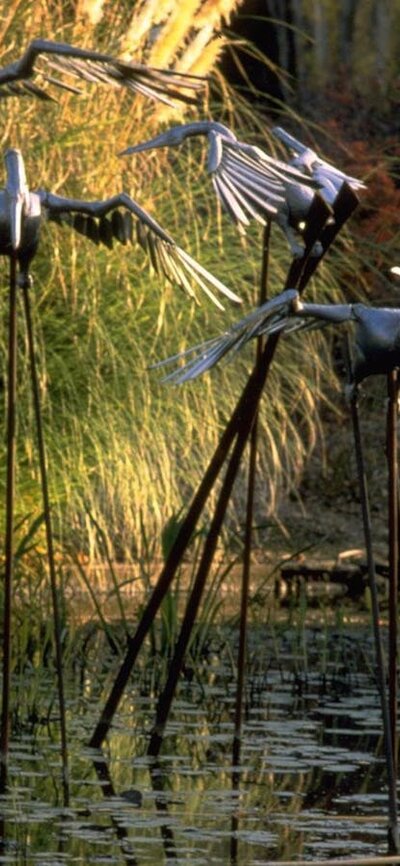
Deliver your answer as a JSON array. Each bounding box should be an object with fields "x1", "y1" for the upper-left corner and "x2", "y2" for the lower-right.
[{"x1": 0, "y1": 0, "x2": 399, "y2": 593}]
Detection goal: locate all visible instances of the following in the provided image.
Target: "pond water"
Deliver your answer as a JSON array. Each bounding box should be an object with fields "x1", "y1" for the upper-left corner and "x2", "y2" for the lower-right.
[{"x1": 0, "y1": 621, "x2": 395, "y2": 864}]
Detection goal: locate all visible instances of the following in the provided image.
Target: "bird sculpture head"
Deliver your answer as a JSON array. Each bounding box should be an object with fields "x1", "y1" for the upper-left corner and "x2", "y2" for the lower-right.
[{"x1": 119, "y1": 120, "x2": 236, "y2": 157}]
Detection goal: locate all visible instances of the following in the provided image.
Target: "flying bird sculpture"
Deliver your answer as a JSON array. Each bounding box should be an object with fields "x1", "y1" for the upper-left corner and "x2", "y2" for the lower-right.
[
  {"x1": 0, "y1": 38, "x2": 204, "y2": 105},
  {"x1": 153, "y1": 288, "x2": 400, "y2": 385},
  {"x1": 120, "y1": 120, "x2": 364, "y2": 257},
  {"x1": 0, "y1": 148, "x2": 241, "y2": 308},
  {"x1": 120, "y1": 120, "x2": 325, "y2": 256}
]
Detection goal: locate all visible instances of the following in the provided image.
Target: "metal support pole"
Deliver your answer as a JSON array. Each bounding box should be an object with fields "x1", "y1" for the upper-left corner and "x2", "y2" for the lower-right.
[
  {"x1": 387, "y1": 369, "x2": 399, "y2": 779},
  {"x1": 232, "y1": 221, "x2": 270, "y2": 787},
  {"x1": 0, "y1": 254, "x2": 18, "y2": 798},
  {"x1": 21, "y1": 281, "x2": 70, "y2": 806},
  {"x1": 349, "y1": 369, "x2": 398, "y2": 853},
  {"x1": 230, "y1": 225, "x2": 270, "y2": 864}
]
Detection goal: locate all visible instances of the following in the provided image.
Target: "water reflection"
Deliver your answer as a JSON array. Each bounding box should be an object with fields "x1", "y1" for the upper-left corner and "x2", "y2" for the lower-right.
[{"x1": 0, "y1": 624, "x2": 393, "y2": 863}]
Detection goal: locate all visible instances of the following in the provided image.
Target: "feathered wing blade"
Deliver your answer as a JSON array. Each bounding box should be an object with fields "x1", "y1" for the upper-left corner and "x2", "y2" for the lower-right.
[
  {"x1": 272, "y1": 126, "x2": 366, "y2": 193},
  {"x1": 312, "y1": 163, "x2": 366, "y2": 194},
  {"x1": 271, "y1": 127, "x2": 309, "y2": 158},
  {"x1": 0, "y1": 80, "x2": 57, "y2": 100},
  {"x1": 42, "y1": 190, "x2": 241, "y2": 308},
  {"x1": 209, "y1": 139, "x2": 294, "y2": 229},
  {"x1": 153, "y1": 289, "x2": 304, "y2": 382},
  {"x1": 0, "y1": 39, "x2": 205, "y2": 105}
]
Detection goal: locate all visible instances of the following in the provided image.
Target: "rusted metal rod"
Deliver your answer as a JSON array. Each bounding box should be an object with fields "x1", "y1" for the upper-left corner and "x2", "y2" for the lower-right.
[
  {"x1": 0, "y1": 254, "x2": 18, "y2": 798},
  {"x1": 147, "y1": 409, "x2": 261, "y2": 758},
  {"x1": 349, "y1": 377, "x2": 399, "y2": 853},
  {"x1": 387, "y1": 368, "x2": 399, "y2": 779},
  {"x1": 232, "y1": 221, "x2": 270, "y2": 789},
  {"x1": 21, "y1": 281, "x2": 70, "y2": 806}
]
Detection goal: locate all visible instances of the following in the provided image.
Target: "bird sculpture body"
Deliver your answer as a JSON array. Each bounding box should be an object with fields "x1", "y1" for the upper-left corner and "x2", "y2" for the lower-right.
[
  {"x1": 153, "y1": 288, "x2": 400, "y2": 385},
  {"x1": 0, "y1": 38, "x2": 204, "y2": 105},
  {"x1": 0, "y1": 148, "x2": 241, "y2": 308},
  {"x1": 121, "y1": 121, "x2": 365, "y2": 257}
]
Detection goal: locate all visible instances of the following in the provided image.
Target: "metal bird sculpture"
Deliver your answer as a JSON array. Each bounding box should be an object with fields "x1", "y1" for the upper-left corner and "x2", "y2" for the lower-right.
[
  {"x1": 120, "y1": 120, "x2": 330, "y2": 257},
  {"x1": 121, "y1": 121, "x2": 366, "y2": 257},
  {"x1": 271, "y1": 126, "x2": 366, "y2": 204},
  {"x1": 0, "y1": 148, "x2": 241, "y2": 308},
  {"x1": 0, "y1": 38, "x2": 204, "y2": 105},
  {"x1": 153, "y1": 288, "x2": 400, "y2": 384}
]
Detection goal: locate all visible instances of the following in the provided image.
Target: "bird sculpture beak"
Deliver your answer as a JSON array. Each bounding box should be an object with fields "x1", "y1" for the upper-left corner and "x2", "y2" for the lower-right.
[
  {"x1": 119, "y1": 130, "x2": 177, "y2": 157},
  {"x1": 4, "y1": 148, "x2": 29, "y2": 250}
]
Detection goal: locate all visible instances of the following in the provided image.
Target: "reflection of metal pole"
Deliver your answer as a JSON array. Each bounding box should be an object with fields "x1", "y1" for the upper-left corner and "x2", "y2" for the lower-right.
[
  {"x1": 0, "y1": 254, "x2": 18, "y2": 797},
  {"x1": 92, "y1": 756, "x2": 139, "y2": 866},
  {"x1": 346, "y1": 341, "x2": 399, "y2": 853},
  {"x1": 387, "y1": 369, "x2": 398, "y2": 779},
  {"x1": 21, "y1": 281, "x2": 69, "y2": 807},
  {"x1": 149, "y1": 760, "x2": 177, "y2": 860}
]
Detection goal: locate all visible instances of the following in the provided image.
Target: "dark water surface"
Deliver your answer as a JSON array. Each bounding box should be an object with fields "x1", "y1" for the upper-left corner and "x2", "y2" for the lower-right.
[{"x1": 0, "y1": 623, "x2": 394, "y2": 864}]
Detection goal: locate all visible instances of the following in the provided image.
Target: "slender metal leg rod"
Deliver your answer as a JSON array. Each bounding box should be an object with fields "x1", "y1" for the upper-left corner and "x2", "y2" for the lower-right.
[
  {"x1": 0, "y1": 255, "x2": 18, "y2": 797},
  {"x1": 21, "y1": 282, "x2": 69, "y2": 807},
  {"x1": 232, "y1": 222, "x2": 270, "y2": 788},
  {"x1": 387, "y1": 369, "x2": 398, "y2": 779},
  {"x1": 230, "y1": 225, "x2": 271, "y2": 865},
  {"x1": 350, "y1": 383, "x2": 399, "y2": 853}
]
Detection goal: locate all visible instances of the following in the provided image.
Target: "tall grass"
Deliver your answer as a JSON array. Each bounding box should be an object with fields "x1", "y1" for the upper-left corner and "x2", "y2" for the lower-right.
[{"x1": 0, "y1": 1, "x2": 372, "y2": 575}]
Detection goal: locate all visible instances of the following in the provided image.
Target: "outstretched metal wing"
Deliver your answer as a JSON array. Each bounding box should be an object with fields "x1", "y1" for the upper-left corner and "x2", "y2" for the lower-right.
[
  {"x1": 207, "y1": 136, "x2": 309, "y2": 233},
  {"x1": 0, "y1": 39, "x2": 205, "y2": 105},
  {"x1": 154, "y1": 287, "x2": 400, "y2": 386},
  {"x1": 152, "y1": 289, "x2": 305, "y2": 381},
  {"x1": 43, "y1": 190, "x2": 241, "y2": 309},
  {"x1": 272, "y1": 127, "x2": 366, "y2": 201}
]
